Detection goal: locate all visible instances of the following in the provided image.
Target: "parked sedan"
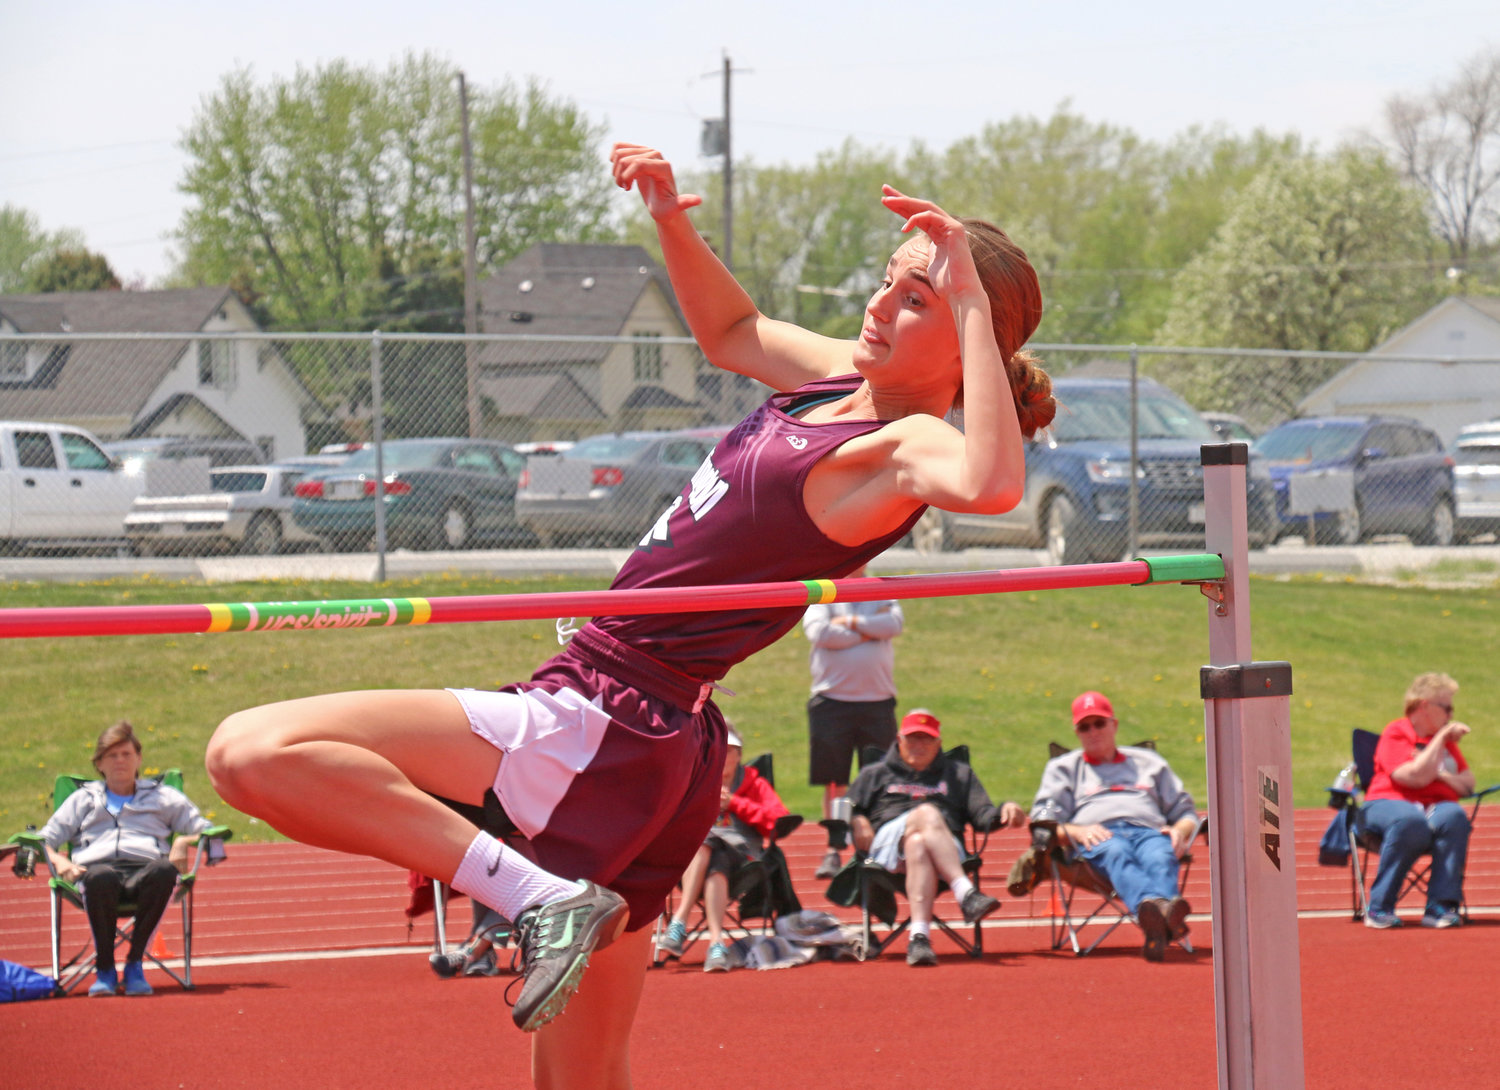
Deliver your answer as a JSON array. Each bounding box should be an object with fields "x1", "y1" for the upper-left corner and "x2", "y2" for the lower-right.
[
  {"x1": 1453, "y1": 437, "x2": 1500, "y2": 543},
  {"x1": 291, "y1": 439, "x2": 529, "y2": 552},
  {"x1": 515, "y1": 427, "x2": 727, "y2": 547},
  {"x1": 125, "y1": 461, "x2": 335, "y2": 556},
  {"x1": 1253, "y1": 416, "x2": 1456, "y2": 546}
]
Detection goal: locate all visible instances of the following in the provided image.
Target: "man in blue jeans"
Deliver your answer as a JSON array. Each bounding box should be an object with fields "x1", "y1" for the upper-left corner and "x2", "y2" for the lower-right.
[{"x1": 1029, "y1": 691, "x2": 1200, "y2": 961}]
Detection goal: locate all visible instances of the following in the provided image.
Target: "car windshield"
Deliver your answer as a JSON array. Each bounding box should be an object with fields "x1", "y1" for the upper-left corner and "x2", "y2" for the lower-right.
[
  {"x1": 1455, "y1": 446, "x2": 1500, "y2": 467},
  {"x1": 568, "y1": 435, "x2": 655, "y2": 461},
  {"x1": 212, "y1": 471, "x2": 269, "y2": 493},
  {"x1": 339, "y1": 442, "x2": 451, "y2": 471},
  {"x1": 1049, "y1": 389, "x2": 1216, "y2": 442},
  {"x1": 1253, "y1": 423, "x2": 1363, "y2": 462}
]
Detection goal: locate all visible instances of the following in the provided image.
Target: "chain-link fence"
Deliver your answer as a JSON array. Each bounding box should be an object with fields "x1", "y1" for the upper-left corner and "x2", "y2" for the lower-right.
[{"x1": 3, "y1": 331, "x2": 1499, "y2": 569}]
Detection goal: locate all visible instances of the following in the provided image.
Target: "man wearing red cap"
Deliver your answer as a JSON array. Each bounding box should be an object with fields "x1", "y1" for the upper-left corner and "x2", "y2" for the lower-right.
[
  {"x1": 846, "y1": 708, "x2": 1025, "y2": 966},
  {"x1": 1029, "y1": 690, "x2": 1199, "y2": 961}
]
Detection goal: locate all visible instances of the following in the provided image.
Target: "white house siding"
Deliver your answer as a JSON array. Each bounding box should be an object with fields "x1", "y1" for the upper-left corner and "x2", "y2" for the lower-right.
[
  {"x1": 598, "y1": 281, "x2": 698, "y2": 417},
  {"x1": 1298, "y1": 299, "x2": 1500, "y2": 446}
]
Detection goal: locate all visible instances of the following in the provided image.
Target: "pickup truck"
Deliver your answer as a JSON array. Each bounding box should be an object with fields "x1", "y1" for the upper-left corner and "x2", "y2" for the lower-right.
[{"x1": 0, "y1": 421, "x2": 141, "y2": 551}]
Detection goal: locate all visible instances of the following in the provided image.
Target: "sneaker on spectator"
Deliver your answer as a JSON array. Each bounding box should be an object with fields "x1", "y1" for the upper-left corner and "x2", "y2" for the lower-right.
[
  {"x1": 814, "y1": 849, "x2": 842, "y2": 880},
  {"x1": 88, "y1": 968, "x2": 118, "y2": 997},
  {"x1": 1364, "y1": 909, "x2": 1403, "y2": 929},
  {"x1": 122, "y1": 961, "x2": 153, "y2": 996},
  {"x1": 656, "y1": 919, "x2": 688, "y2": 958},
  {"x1": 464, "y1": 949, "x2": 502, "y2": 976},
  {"x1": 429, "y1": 948, "x2": 470, "y2": 979},
  {"x1": 906, "y1": 933, "x2": 937, "y2": 967},
  {"x1": 960, "y1": 888, "x2": 1000, "y2": 924},
  {"x1": 1166, "y1": 896, "x2": 1192, "y2": 941},
  {"x1": 507, "y1": 881, "x2": 629, "y2": 1033},
  {"x1": 703, "y1": 942, "x2": 731, "y2": 973},
  {"x1": 1422, "y1": 907, "x2": 1463, "y2": 929}
]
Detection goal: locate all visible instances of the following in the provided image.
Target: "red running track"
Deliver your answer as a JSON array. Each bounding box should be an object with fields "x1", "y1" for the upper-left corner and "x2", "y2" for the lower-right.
[{"x1": 5, "y1": 809, "x2": 1499, "y2": 1089}]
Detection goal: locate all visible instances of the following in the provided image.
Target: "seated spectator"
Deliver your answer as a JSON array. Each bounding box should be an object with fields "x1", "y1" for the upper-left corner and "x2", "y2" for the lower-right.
[
  {"x1": 428, "y1": 898, "x2": 510, "y2": 978},
  {"x1": 1360, "y1": 672, "x2": 1475, "y2": 930},
  {"x1": 847, "y1": 709, "x2": 1024, "y2": 967},
  {"x1": 1029, "y1": 691, "x2": 1198, "y2": 962},
  {"x1": 38, "y1": 721, "x2": 212, "y2": 997},
  {"x1": 656, "y1": 727, "x2": 790, "y2": 972}
]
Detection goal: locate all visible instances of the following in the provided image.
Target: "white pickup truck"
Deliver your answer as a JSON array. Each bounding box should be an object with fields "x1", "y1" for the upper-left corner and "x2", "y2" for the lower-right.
[{"x1": 0, "y1": 421, "x2": 142, "y2": 550}]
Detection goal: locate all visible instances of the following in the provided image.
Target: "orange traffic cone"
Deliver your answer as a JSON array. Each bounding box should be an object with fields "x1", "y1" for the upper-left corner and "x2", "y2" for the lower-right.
[
  {"x1": 1047, "y1": 887, "x2": 1062, "y2": 918},
  {"x1": 150, "y1": 927, "x2": 173, "y2": 960}
]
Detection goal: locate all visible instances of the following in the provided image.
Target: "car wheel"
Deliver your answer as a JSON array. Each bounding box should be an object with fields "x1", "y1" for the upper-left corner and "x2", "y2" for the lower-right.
[
  {"x1": 1044, "y1": 493, "x2": 1091, "y2": 566},
  {"x1": 1414, "y1": 497, "x2": 1456, "y2": 547},
  {"x1": 1326, "y1": 504, "x2": 1361, "y2": 546},
  {"x1": 241, "y1": 514, "x2": 283, "y2": 556},
  {"x1": 439, "y1": 502, "x2": 471, "y2": 550},
  {"x1": 909, "y1": 508, "x2": 951, "y2": 554}
]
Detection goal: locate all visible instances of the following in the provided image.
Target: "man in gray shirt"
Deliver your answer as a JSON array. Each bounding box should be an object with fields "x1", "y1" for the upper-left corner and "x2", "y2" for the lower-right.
[
  {"x1": 1029, "y1": 690, "x2": 1199, "y2": 961},
  {"x1": 803, "y1": 565, "x2": 903, "y2": 878}
]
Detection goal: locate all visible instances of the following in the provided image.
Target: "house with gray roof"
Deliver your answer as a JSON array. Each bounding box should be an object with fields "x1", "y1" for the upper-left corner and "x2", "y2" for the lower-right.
[
  {"x1": 0, "y1": 286, "x2": 327, "y2": 460},
  {"x1": 476, "y1": 243, "x2": 764, "y2": 442},
  {"x1": 1297, "y1": 296, "x2": 1500, "y2": 445}
]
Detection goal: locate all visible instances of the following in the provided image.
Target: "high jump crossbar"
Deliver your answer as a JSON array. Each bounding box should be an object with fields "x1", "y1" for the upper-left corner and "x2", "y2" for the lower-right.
[{"x1": 0, "y1": 554, "x2": 1222, "y2": 640}]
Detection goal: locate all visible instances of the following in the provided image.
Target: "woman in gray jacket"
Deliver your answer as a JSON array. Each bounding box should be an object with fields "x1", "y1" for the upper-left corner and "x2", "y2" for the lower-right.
[{"x1": 40, "y1": 720, "x2": 210, "y2": 997}]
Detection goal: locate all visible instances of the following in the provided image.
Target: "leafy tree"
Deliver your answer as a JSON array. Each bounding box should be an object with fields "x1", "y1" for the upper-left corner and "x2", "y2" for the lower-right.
[
  {"x1": 0, "y1": 205, "x2": 84, "y2": 293},
  {"x1": 25, "y1": 248, "x2": 121, "y2": 293},
  {"x1": 1156, "y1": 148, "x2": 1439, "y2": 421},
  {"x1": 175, "y1": 53, "x2": 615, "y2": 337}
]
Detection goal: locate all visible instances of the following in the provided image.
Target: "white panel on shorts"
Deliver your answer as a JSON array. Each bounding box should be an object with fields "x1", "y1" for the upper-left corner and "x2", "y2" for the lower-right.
[{"x1": 446, "y1": 686, "x2": 612, "y2": 840}]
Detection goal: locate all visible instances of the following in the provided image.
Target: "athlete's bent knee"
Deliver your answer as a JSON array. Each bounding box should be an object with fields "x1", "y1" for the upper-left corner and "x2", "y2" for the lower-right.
[{"x1": 205, "y1": 708, "x2": 280, "y2": 808}]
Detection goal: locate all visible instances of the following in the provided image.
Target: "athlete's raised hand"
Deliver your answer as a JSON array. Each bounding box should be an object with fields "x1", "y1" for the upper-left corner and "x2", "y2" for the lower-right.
[
  {"x1": 611, "y1": 143, "x2": 703, "y2": 223},
  {"x1": 880, "y1": 186, "x2": 984, "y2": 306}
]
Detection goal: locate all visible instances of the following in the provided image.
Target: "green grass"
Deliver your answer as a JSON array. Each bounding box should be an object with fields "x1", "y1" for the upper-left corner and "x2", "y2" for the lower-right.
[{"x1": 3, "y1": 570, "x2": 1496, "y2": 838}]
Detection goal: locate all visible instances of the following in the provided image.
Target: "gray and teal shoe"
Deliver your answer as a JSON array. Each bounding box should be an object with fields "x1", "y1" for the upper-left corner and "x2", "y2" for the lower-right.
[
  {"x1": 703, "y1": 942, "x2": 730, "y2": 972},
  {"x1": 507, "y1": 881, "x2": 629, "y2": 1032},
  {"x1": 656, "y1": 919, "x2": 688, "y2": 959}
]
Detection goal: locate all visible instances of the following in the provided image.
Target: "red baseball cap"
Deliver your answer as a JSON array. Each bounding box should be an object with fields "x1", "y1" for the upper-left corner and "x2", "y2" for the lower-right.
[
  {"x1": 899, "y1": 709, "x2": 942, "y2": 738},
  {"x1": 1071, "y1": 691, "x2": 1115, "y2": 725}
]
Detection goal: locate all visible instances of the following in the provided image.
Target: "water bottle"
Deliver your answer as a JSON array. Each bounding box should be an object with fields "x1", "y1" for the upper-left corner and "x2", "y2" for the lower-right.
[
  {"x1": 1332, "y1": 763, "x2": 1357, "y2": 794},
  {"x1": 11, "y1": 825, "x2": 39, "y2": 879}
]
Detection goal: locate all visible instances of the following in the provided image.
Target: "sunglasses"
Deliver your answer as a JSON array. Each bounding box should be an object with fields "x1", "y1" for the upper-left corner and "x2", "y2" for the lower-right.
[
  {"x1": 1429, "y1": 701, "x2": 1454, "y2": 714},
  {"x1": 1075, "y1": 718, "x2": 1112, "y2": 733}
]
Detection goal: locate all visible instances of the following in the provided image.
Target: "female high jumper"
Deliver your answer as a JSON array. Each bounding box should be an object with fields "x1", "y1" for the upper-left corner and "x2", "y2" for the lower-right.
[{"x1": 206, "y1": 142, "x2": 1054, "y2": 1090}]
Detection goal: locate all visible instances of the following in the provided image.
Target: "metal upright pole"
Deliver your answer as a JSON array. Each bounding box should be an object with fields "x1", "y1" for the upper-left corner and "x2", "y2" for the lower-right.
[
  {"x1": 1199, "y1": 441, "x2": 1304, "y2": 1090},
  {"x1": 1128, "y1": 346, "x2": 1140, "y2": 557},
  {"x1": 371, "y1": 332, "x2": 387, "y2": 583}
]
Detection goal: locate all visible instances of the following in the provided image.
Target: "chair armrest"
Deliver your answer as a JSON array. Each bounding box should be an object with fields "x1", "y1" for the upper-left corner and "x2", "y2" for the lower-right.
[
  {"x1": 771, "y1": 814, "x2": 803, "y2": 841},
  {"x1": 1326, "y1": 787, "x2": 1359, "y2": 810},
  {"x1": 182, "y1": 826, "x2": 234, "y2": 879},
  {"x1": 1029, "y1": 820, "x2": 1061, "y2": 852},
  {"x1": 1466, "y1": 784, "x2": 1500, "y2": 803}
]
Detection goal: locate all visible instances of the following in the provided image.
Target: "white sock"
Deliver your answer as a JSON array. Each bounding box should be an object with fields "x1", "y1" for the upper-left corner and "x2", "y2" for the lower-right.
[
  {"x1": 909, "y1": 919, "x2": 931, "y2": 939},
  {"x1": 450, "y1": 832, "x2": 580, "y2": 922},
  {"x1": 949, "y1": 875, "x2": 975, "y2": 904}
]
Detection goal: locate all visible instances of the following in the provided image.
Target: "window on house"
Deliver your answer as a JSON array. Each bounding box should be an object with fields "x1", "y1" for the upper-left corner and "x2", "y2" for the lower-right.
[
  {"x1": 197, "y1": 340, "x2": 236, "y2": 388},
  {"x1": 0, "y1": 342, "x2": 28, "y2": 381},
  {"x1": 632, "y1": 332, "x2": 663, "y2": 382},
  {"x1": 256, "y1": 435, "x2": 275, "y2": 462}
]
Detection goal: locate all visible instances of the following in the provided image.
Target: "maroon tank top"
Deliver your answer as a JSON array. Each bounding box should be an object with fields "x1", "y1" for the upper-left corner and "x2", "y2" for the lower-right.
[{"x1": 589, "y1": 372, "x2": 925, "y2": 680}]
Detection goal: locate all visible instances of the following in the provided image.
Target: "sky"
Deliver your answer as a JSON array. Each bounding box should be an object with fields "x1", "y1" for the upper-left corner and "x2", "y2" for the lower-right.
[{"x1": 2, "y1": 0, "x2": 1497, "y2": 287}]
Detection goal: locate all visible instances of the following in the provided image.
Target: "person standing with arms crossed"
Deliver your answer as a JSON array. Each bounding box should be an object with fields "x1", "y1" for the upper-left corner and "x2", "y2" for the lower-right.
[
  {"x1": 804, "y1": 567, "x2": 904, "y2": 878},
  {"x1": 206, "y1": 142, "x2": 1053, "y2": 1090}
]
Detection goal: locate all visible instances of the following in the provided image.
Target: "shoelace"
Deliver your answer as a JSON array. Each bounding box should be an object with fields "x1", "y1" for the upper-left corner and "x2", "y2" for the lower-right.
[{"x1": 503, "y1": 911, "x2": 541, "y2": 1007}]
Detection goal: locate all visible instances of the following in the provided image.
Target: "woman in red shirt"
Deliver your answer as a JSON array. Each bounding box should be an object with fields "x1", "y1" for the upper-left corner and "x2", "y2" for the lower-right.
[{"x1": 1360, "y1": 672, "x2": 1474, "y2": 929}]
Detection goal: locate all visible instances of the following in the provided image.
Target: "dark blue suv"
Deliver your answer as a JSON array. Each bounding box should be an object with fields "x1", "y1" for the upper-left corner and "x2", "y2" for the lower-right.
[
  {"x1": 910, "y1": 376, "x2": 1277, "y2": 563},
  {"x1": 1252, "y1": 416, "x2": 1456, "y2": 546}
]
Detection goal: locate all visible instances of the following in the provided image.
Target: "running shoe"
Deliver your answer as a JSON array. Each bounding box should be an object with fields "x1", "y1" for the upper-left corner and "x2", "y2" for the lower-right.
[
  {"x1": 88, "y1": 969, "x2": 118, "y2": 997},
  {"x1": 122, "y1": 961, "x2": 153, "y2": 996},
  {"x1": 1422, "y1": 907, "x2": 1463, "y2": 929},
  {"x1": 1364, "y1": 909, "x2": 1403, "y2": 929},
  {"x1": 960, "y1": 888, "x2": 1001, "y2": 924},
  {"x1": 814, "y1": 849, "x2": 843, "y2": 880},
  {"x1": 906, "y1": 933, "x2": 938, "y2": 967},
  {"x1": 1138, "y1": 897, "x2": 1171, "y2": 962},
  {"x1": 656, "y1": 919, "x2": 687, "y2": 959},
  {"x1": 507, "y1": 881, "x2": 629, "y2": 1033},
  {"x1": 703, "y1": 942, "x2": 730, "y2": 972},
  {"x1": 429, "y1": 948, "x2": 470, "y2": 979},
  {"x1": 464, "y1": 949, "x2": 502, "y2": 976}
]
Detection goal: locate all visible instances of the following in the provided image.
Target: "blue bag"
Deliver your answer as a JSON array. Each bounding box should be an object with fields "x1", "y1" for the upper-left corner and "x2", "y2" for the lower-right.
[
  {"x1": 1317, "y1": 809, "x2": 1351, "y2": 867},
  {"x1": 0, "y1": 959, "x2": 59, "y2": 1002}
]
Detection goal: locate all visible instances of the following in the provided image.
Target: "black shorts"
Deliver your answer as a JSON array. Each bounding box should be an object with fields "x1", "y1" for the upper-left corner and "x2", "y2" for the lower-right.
[{"x1": 807, "y1": 695, "x2": 897, "y2": 786}]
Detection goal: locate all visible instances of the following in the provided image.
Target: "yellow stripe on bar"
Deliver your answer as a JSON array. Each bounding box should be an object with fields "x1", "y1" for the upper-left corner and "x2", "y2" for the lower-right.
[
  {"x1": 205, "y1": 603, "x2": 234, "y2": 633},
  {"x1": 803, "y1": 579, "x2": 837, "y2": 605},
  {"x1": 410, "y1": 598, "x2": 432, "y2": 625}
]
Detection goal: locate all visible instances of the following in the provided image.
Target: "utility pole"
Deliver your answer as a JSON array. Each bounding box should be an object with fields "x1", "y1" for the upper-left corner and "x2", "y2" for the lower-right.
[
  {"x1": 721, "y1": 52, "x2": 733, "y2": 273},
  {"x1": 458, "y1": 71, "x2": 481, "y2": 438}
]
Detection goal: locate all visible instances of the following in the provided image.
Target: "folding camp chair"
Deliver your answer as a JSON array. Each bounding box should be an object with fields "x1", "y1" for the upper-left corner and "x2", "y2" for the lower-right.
[
  {"x1": 652, "y1": 753, "x2": 804, "y2": 966},
  {"x1": 823, "y1": 744, "x2": 991, "y2": 962},
  {"x1": 1327, "y1": 728, "x2": 1499, "y2": 922},
  {"x1": 1025, "y1": 740, "x2": 1204, "y2": 957},
  {"x1": 8, "y1": 770, "x2": 232, "y2": 993}
]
